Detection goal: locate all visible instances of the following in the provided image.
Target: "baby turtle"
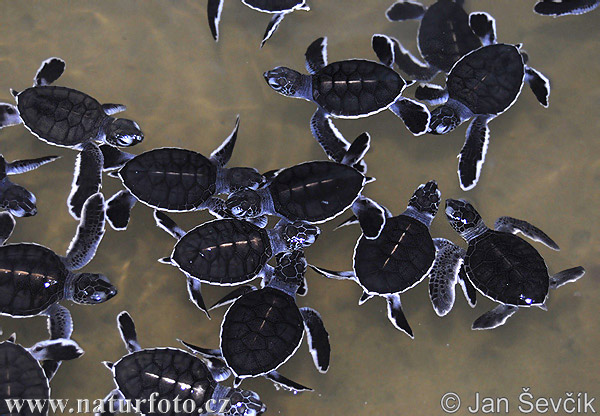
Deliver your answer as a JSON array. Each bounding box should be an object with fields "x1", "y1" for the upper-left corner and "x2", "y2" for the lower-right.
[
  {"x1": 264, "y1": 37, "x2": 431, "y2": 143},
  {"x1": 154, "y1": 211, "x2": 319, "y2": 316},
  {"x1": 103, "y1": 116, "x2": 263, "y2": 230},
  {"x1": 208, "y1": 0, "x2": 310, "y2": 47},
  {"x1": 310, "y1": 181, "x2": 475, "y2": 337},
  {"x1": 440, "y1": 199, "x2": 585, "y2": 329},
  {"x1": 97, "y1": 311, "x2": 265, "y2": 416},
  {"x1": 418, "y1": 43, "x2": 550, "y2": 190},
  {"x1": 376, "y1": 0, "x2": 496, "y2": 81},
  {"x1": 534, "y1": 0, "x2": 598, "y2": 16},
  {"x1": 225, "y1": 133, "x2": 386, "y2": 239},
  {"x1": 0, "y1": 193, "x2": 116, "y2": 347},
  {"x1": 0, "y1": 333, "x2": 84, "y2": 416},
  {"x1": 0, "y1": 58, "x2": 143, "y2": 220},
  {"x1": 0, "y1": 153, "x2": 59, "y2": 217},
  {"x1": 182, "y1": 250, "x2": 330, "y2": 393}
]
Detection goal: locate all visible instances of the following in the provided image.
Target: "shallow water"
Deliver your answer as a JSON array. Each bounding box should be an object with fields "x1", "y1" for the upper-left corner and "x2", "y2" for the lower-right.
[{"x1": 0, "y1": 1, "x2": 598, "y2": 415}]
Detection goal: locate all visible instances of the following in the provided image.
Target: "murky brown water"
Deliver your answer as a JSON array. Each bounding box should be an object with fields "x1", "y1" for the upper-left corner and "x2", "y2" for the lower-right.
[{"x1": 0, "y1": 1, "x2": 598, "y2": 415}]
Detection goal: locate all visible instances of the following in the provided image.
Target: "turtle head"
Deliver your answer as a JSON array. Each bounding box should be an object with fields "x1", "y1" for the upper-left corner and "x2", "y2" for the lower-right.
[
  {"x1": 222, "y1": 388, "x2": 266, "y2": 416},
  {"x1": 445, "y1": 199, "x2": 485, "y2": 240},
  {"x1": 226, "y1": 189, "x2": 263, "y2": 219},
  {"x1": 227, "y1": 167, "x2": 265, "y2": 192},
  {"x1": 105, "y1": 118, "x2": 144, "y2": 147},
  {"x1": 429, "y1": 106, "x2": 460, "y2": 135},
  {"x1": 281, "y1": 221, "x2": 320, "y2": 250},
  {"x1": 408, "y1": 180, "x2": 441, "y2": 216},
  {"x1": 274, "y1": 250, "x2": 307, "y2": 288},
  {"x1": 2, "y1": 183, "x2": 37, "y2": 217},
  {"x1": 71, "y1": 273, "x2": 117, "y2": 304},
  {"x1": 263, "y1": 67, "x2": 305, "y2": 98}
]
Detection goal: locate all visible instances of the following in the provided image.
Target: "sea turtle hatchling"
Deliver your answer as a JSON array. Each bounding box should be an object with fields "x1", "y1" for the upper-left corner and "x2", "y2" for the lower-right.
[
  {"x1": 0, "y1": 57, "x2": 143, "y2": 220},
  {"x1": 103, "y1": 116, "x2": 264, "y2": 230},
  {"x1": 0, "y1": 153, "x2": 59, "y2": 218},
  {"x1": 0, "y1": 333, "x2": 84, "y2": 416},
  {"x1": 375, "y1": 0, "x2": 497, "y2": 81},
  {"x1": 224, "y1": 133, "x2": 387, "y2": 239},
  {"x1": 96, "y1": 311, "x2": 266, "y2": 416},
  {"x1": 263, "y1": 36, "x2": 431, "y2": 146},
  {"x1": 416, "y1": 42, "x2": 551, "y2": 191},
  {"x1": 534, "y1": 0, "x2": 598, "y2": 16},
  {"x1": 154, "y1": 211, "x2": 319, "y2": 316},
  {"x1": 0, "y1": 193, "x2": 117, "y2": 353},
  {"x1": 440, "y1": 199, "x2": 585, "y2": 330},
  {"x1": 310, "y1": 181, "x2": 476, "y2": 338},
  {"x1": 182, "y1": 250, "x2": 330, "y2": 393}
]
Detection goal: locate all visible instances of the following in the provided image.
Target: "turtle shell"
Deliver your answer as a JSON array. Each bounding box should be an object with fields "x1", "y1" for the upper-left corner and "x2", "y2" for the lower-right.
[
  {"x1": 419, "y1": 0, "x2": 482, "y2": 72},
  {"x1": 312, "y1": 60, "x2": 405, "y2": 117},
  {"x1": 354, "y1": 215, "x2": 435, "y2": 295},
  {"x1": 242, "y1": 0, "x2": 302, "y2": 12},
  {"x1": 221, "y1": 287, "x2": 304, "y2": 377},
  {"x1": 17, "y1": 86, "x2": 106, "y2": 147},
  {"x1": 0, "y1": 244, "x2": 68, "y2": 317},
  {"x1": 269, "y1": 161, "x2": 365, "y2": 222},
  {"x1": 447, "y1": 43, "x2": 525, "y2": 115},
  {"x1": 465, "y1": 230, "x2": 549, "y2": 306},
  {"x1": 119, "y1": 148, "x2": 217, "y2": 212},
  {"x1": 113, "y1": 348, "x2": 216, "y2": 416},
  {"x1": 0, "y1": 341, "x2": 49, "y2": 416},
  {"x1": 172, "y1": 219, "x2": 272, "y2": 285}
]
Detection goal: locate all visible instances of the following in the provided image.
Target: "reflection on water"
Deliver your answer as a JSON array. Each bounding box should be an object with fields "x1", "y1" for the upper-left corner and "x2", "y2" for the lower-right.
[{"x1": 0, "y1": 1, "x2": 598, "y2": 415}]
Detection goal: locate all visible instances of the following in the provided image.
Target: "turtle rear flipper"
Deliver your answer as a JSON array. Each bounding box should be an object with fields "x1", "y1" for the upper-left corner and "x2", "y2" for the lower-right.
[
  {"x1": 261, "y1": 13, "x2": 286, "y2": 48},
  {"x1": 207, "y1": 0, "x2": 224, "y2": 40},
  {"x1": 265, "y1": 371, "x2": 312, "y2": 393},
  {"x1": 534, "y1": 0, "x2": 599, "y2": 16},
  {"x1": 106, "y1": 191, "x2": 137, "y2": 231},
  {"x1": 494, "y1": 216, "x2": 560, "y2": 250},
  {"x1": 415, "y1": 83, "x2": 449, "y2": 106},
  {"x1": 6, "y1": 155, "x2": 60, "y2": 175},
  {"x1": 385, "y1": 0, "x2": 426, "y2": 21},
  {"x1": 0, "y1": 212, "x2": 15, "y2": 245},
  {"x1": 469, "y1": 12, "x2": 497, "y2": 46},
  {"x1": 305, "y1": 37, "x2": 327, "y2": 74},
  {"x1": 389, "y1": 96, "x2": 431, "y2": 136},
  {"x1": 64, "y1": 193, "x2": 106, "y2": 271},
  {"x1": 472, "y1": 304, "x2": 519, "y2": 330},
  {"x1": 34, "y1": 57, "x2": 65, "y2": 87},
  {"x1": 351, "y1": 196, "x2": 386, "y2": 239},
  {"x1": 427, "y1": 238, "x2": 464, "y2": 317},
  {"x1": 117, "y1": 311, "x2": 141, "y2": 353},
  {"x1": 525, "y1": 66, "x2": 551, "y2": 107},
  {"x1": 68, "y1": 142, "x2": 103, "y2": 220},
  {"x1": 300, "y1": 307, "x2": 330, "y2": 373},
  {"x1": 209, "y1": 115, "x2": 240, "y2": 167},
  {"x1": 0, "y1": 103, "x2": 22, "y2": 129},
  {"x1": 386, "y1": 293, "x2": 414, "y2": 338},
  {"x1": 549, "y1": 266, "x2": 585, "y2": 289},
  {"x1": 95, "y1": 389, "x2": 124, "y2": 416},
  {"x1": 458, "y1": 115, "x2": 491, "y2": 191}
]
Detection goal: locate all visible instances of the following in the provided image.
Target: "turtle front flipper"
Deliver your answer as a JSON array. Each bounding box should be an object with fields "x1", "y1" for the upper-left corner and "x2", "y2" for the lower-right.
[
  {"x1": 34, "y1": 57, "x2": 65, "y2": 87},
  {"x1": 99, "y1": 144, "x2": 134, "y2": 171},
  {"x1": 389, "y1": 96, "x2": 431, "y2": 136},
  {"x1": 373, "y1": 34, "x2": 438, "y2": 81},
  {"x1": 95, "y1": 389, "x2": 125, "y2": 416},
  {"x1": 494, "y1": 216, "x2": 560, "y2": 250},
  {"x1": 117, "y1": 311, "x2": 141, "y2": 353},
  {"x1": 458, "y1": 115, "x2": 492, "y2": 191},
  {"x1": 265, "y1": 371, "x2": 312, "y2": 393},
  {"x1": 207, "y1": 0, "x2": 224, "y2": 40},
  {"x1": 0, "y1": 103, "x2": 22, "y2": 128},
  {"x1": 187, "y1": 276, "x2": 210, "y2": 318},
  {"x1": 386, "y1": 293, "x2": 413, "y2": 338},
  {"x1": 6, "y1": 155, "x2": 60, "y2": 175},
  {"x1": 308, "y1": 264, "x2": 358, "y2": 282},
  {"x1": 209, "y1": 115, "x2": 240, "y2": 167},
  {"x1": 525, "y1": 66, "x2": 551, "y2": 108},
  {"x1": 458, "y1": 266, "x2": 477, "y2": 307},
  {"x1": 385, "y1": 0, "x2": 426, "y2": 21},
  {"x1": 472, "y1": 304, "x2": 519, "y2": 330},
  {"x1": 351, "y1": 196, "x2": 386, "y2": 240},
  {"x1": 469, "y1": 12, "x2": 497, "y2": 46},
  {"x1": 305, "y1": 37, "x2": 328, "y2": 74},
  {"x1": 210, "y1": 285, "x2": 257, "y2": 310},
  {"x1": 415, "y1": 83, "x2": 449, "y2": 106},
  {"x1": 46, "y1": 304, "x2": 73, "y2": 339},
  {"x1": 153, "y1": 210, "x2": 186, "y2": 239},
  {"x1": 341, "y1": 132, "x2": 370, "y2": 169},
  {"x1": 549, "y1": 266, "x2": 585, "y2": 290},
  {"x1": 63, "y1": 193, "x2": 106, "y2": 271},
  {"x1": 534, "y1": 0, "x2": 599, "y2": 16},
  {"x1": 106, "y1": 191, "x2": 137, "y2": 231},
  {"x1": 67, "y1": 142, "x2": 104, "y2": 220},
  {"x1": 101, "y1": 103, "x2": 126, "y2": 116},
  {"x1": 300, "y1": 307, "x2": 330, "y2": 373},
  {"x1": 179, "y1": 339, "x2": 223, "y2": 359},
  {"x1": 310, "y1": 109, "x2": 352, "y2": 164},
  {"x1": 32, "y1": 338, "x2": 84, "y2": 380},
  {"x1": 427, "y1": 238, "x2": 464, "y2": 317},
  {"x1": 261, "y1": 13, "x2": 286, "y2": 48},
  {"x1": 0, "y1": 212, "x2": 15, "y2": 244}
]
